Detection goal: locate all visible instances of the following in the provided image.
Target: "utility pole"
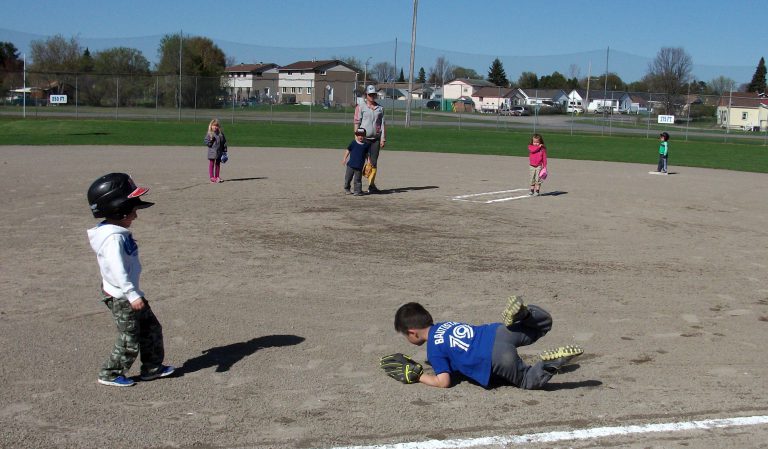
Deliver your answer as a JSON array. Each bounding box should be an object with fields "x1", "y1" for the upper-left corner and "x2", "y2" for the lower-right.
[{"x1": 405, "y1": 0, "x2": 418, "y2": 127}]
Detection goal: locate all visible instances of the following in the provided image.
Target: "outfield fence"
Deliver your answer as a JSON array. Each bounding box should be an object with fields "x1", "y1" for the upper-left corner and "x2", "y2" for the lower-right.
[{"x1": 1, "y1": 70, "x2": 766, "y2": 144}]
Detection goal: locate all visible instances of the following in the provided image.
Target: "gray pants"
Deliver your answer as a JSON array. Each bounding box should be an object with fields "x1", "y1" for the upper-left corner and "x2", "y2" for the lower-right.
[
  {"x1": 490, "y1": 305, "x2": 554, "y2": 389},
  {"x1": 344, "y1": 166, "x2": 363, "y2": 194},
  {"x1": 657, "y1": 154, "x2": 668, "y2": 172},
  {"x1": 99, "y1": 295, "x2": 165, "y2": 380}
]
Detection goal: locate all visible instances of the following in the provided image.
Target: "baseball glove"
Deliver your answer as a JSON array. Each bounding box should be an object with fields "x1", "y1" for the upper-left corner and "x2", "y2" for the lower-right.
[
  {"x1": 363, "y1": 162, "x2": 373, "y2": 178},
  {"x1": 380, "y1": 353, "x2": 423, "y2": 384}
]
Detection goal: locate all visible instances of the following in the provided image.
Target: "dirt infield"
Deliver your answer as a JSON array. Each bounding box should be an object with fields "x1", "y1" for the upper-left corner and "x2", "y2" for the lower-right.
[{"x1": 1, "y1": 145, "x2": 767, "y2": 449}]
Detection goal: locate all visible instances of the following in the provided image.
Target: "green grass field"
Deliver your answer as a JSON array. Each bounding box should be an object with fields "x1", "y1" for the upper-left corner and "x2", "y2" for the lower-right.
[{"x1": 1, "y1": 118, "x2": 766, "y2": 173}]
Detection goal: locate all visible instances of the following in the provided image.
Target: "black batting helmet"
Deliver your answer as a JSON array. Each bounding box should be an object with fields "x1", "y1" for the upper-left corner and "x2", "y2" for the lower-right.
[{"x1": 87, "y1": 173, "x2": 154, "y2": 219}]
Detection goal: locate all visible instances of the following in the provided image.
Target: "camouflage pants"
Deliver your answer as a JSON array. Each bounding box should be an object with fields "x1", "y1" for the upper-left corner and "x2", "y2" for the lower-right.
[{"x1": 99, "y1": 294, "x2": 165, "y2": 381}]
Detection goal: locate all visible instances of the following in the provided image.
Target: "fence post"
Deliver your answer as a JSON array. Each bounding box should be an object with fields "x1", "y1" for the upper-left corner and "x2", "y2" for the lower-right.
[
  {"x1": 154, "y1": 76, "x2": 159, "y2": 122},
  {"x1": 75, "y1": 75, "x2": 79, "y2": 120}
]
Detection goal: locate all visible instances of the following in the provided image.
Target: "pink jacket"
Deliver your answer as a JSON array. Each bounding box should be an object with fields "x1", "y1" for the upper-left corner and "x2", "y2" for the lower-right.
[{"x1": 528, "y1": 144, "x2": 547, "y2": 167}]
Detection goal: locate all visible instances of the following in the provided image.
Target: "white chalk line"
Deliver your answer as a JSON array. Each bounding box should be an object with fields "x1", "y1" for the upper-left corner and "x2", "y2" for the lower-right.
[
  {"x1": 451, "y1": 189, "x2": 531, "y2": 203},
  {"x1": 452, "y1": 189, "x2": 528, "y2": 199},
  {"x1": 321, "y1": 415, "x2": 768, "y2": 449}
]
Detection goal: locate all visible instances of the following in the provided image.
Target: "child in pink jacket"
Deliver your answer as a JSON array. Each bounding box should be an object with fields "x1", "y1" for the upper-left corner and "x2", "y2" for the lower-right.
[{"x1": 527, "y1": 133, "x2": 547, "y2": 196}]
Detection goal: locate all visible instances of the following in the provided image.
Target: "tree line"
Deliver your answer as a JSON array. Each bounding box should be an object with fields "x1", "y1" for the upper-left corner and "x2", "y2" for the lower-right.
[
  {"x1": 0, "y1": 34, "x2": 227, "y2": 108},
  {"x1": 1, "y1": 34, "x2": 766, "y2": 110}
]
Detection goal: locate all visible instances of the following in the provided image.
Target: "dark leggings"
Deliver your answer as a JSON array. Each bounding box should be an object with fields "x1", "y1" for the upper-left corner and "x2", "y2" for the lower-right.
[{"x1": 490, "y1": 305, "x2": 554, "y2": 389}]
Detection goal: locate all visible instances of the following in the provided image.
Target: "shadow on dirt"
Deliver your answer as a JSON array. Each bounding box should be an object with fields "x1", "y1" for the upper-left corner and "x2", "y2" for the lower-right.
[
  {"x1": 223, "y1": 177, "x2": 268, "y2": 183},
  {"x1": 540, "y1": 190, "x2": 567, "y2": 197},
  {"x1": 372, "y1": 185, "x2": 439, "y2": 195},
  {"x1": 542, "y1": 379, "x2": 602, "y2": 391},
  {"x1": 178, "y1": 334, "x2": 305, "y2": 375}
]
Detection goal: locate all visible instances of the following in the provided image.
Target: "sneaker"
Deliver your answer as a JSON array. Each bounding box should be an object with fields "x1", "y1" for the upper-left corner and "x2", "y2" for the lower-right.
[
  {"x1": 344, "y1": 189, "x2": 351, "y2": 195},
  {"x1": 501, "y1": 295, "x2": 528, "y2": 326},
  {"x1": 210, "y1": 177, "x2": 216, "y2": 183},
  {"x1": 140, "y1": 365, "x2": 176, "y2": 381},
  {"x1": 534, "y1": 191, "x2": 540, "y2": 197},
  {"x1": 98, "y1": 375, "x2": 136, "y2": 387},
  {"x1": 528, "y1": 190, "x2": 534, "y2": 196},
  {"x1": 216, "y1": 177, "x2": 223, "y2": 183},
  {"x1": 539, "y1": 345, "x2": 584, "y2": 372},
  {"x1": 352, "y1": 192, "x2": 364, "y2": 196}
]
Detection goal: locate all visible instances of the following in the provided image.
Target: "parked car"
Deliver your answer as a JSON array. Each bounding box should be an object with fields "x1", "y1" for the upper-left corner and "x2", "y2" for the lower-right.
[
  {"x1": 567, "y1": 105, "x2": 584, "y2": 114},
  {"x1": 426, "y1": 100, "x2": 440, "y2": 110},
  {"x1": 509, "y1": 106, "x2": 529, "y2": 116}
]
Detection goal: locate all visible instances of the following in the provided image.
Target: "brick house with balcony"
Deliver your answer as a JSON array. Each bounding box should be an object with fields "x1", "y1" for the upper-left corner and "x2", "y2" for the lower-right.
[
  {"x1": 277, "y1": 60, "x2": 358, "y2": 106},
  {"x1": 224, "y1": 63, "x2": 279, "y2": 103}
]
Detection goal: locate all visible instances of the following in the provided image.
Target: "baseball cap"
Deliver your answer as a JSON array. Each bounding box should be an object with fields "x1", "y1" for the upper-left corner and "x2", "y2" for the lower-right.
[
  {"x1": 355, "y1": 127, "x2": 366, "y2": 135},
  {"x1": 366, "y1": 85, "x2": 377, "y2": 95}
]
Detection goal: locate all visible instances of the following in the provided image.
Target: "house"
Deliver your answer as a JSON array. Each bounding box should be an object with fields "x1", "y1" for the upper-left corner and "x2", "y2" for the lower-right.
[
  {"x1": 514, "y1": 88, "x2": 568, "y2": 109},
  {"x1": 277, "y1": 60, "x2": 358, "y2": 106},
  {"x1": 568, "y1": 89, "x2": 632, "y2": 113},
  {"x1": 626, "y1": 93, "x2": 649, "y2": 114},
  {"x1": 410, "y1": 85, "x2": 434, "y2": 99},
  {"x1": 470, "y1": 86, "x2": 515, "y2": 113},
  {"x1": 224, "y1": 63, "x2": 279, "y2": 104},
  {"x1": 443, "y1": 78, "x2": 495, "y2": 101},
  {"x1": 716, "y1": 92, "x2": 768, "y2": 131}
]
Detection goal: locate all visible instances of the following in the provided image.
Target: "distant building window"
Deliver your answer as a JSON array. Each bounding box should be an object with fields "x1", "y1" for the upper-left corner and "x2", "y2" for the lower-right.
[
  {"x1": 307, "y1": 87, "x2": 312, "y2": 94},
  {"x1": 742, "y1": 112, "x2": 748, "y2": 120},
  {"x1": 281, "y1": 87, "x2": 287, "y2": 93},
  {"x1": 291, "y1": 87, "x2": 297, "y2": 93},
  {"x1": 320, "y1": 71, "x2": 326, "y2": 75}
]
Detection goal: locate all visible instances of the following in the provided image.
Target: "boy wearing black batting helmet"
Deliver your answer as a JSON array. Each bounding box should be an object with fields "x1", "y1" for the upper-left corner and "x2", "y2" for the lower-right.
[{"x1": 87, "y1": 173, "x2": 174, "y2": 387}]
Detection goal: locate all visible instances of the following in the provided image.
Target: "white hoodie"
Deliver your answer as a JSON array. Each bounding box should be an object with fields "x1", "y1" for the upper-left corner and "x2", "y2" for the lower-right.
[{"x1": 88, "y1": 222, "x2": 144, "y2": 303}]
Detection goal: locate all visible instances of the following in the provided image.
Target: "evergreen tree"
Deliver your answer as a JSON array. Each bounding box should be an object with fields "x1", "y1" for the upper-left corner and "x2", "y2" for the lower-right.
[
  {"x1": 398, "y1": 68, "x2": 405, "y2": 82},
  {"x1": 80, "y1": 47, "x2": 94, "y2": 73},
  {"x1": 417, "y1": 67, "x2": 426, "y2": 83},
  {"x1": 747, "y1": 57, "x2": 766, "y2": 93},
  {"x1": 487, "y1": 58, "x2": 508, "y2": 87}
]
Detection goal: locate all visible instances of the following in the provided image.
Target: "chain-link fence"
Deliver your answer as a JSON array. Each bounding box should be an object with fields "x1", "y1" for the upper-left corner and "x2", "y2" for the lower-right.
[{"x1": 1, "y1": 70, "x2": 766, "y2": 144}]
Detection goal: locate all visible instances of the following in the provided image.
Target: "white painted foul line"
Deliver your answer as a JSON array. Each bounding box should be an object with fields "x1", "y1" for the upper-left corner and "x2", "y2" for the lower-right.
[
  {"x1": 322, "y1": 415, "x2": 768, "y2": 449},
  {"x1": 452, "y1": 189, "x2": 531, "y2": 204}
]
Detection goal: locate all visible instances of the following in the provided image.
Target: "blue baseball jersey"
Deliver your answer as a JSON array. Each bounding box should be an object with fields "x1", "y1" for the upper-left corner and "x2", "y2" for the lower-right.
[
  {"x1": 346, "y1": 139, "x2": 370, "y2": 170},
  {"x1": 427, "y1": 321, "x2": 501, "y2": 387}
]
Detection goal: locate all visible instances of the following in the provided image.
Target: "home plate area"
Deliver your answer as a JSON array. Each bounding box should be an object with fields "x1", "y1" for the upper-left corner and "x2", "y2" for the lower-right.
[{"x1": 451, "y1": 188, "x2": 534, "y2": 203}]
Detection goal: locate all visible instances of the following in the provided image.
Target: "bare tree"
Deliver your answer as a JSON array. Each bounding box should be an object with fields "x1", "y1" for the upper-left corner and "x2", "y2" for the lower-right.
[
  {"x1": 709, "y1": 76, "x2": 736, "y2": 95},
  {"x1": 29, "y1": 34, "x2": 83, "y2": 95},
  {"x1": 372, "y1": 61, "x2": 395, "y2": 83},
  {"x1": 428, "y1": 56, "x2": 453, "y2": 86},
  {"x1": 568, "y1": 64, "x2": 581, "y2": 80},
  {"x1": 646, "y1": 47, "x2": 692, "y2": 114}
]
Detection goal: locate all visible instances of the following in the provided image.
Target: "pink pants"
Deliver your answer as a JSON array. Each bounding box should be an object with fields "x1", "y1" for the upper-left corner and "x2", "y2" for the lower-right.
[{"x1": 208, "y1": 159, "x2": 220, "y2": 179}]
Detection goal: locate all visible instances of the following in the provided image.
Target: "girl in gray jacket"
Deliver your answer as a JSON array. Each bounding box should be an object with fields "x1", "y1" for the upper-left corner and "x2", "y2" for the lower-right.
[{"x1": 205, "y1": 118, "x2": 228, "y2": 183}]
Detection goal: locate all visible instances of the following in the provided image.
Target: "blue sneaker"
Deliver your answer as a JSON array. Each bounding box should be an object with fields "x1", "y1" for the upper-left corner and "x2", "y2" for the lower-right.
[
  {"x1": 98, "y1": 375, "x2": 136, "y2": 387},
  {"x1": 140, "y1": 365, "x2": 175, "y2": 381}
]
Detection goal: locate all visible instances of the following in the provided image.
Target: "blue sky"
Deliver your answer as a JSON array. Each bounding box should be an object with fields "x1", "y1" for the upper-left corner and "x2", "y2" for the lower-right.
[{"x1": 1, "y1": 0, "x2": 763, "y2": 83}]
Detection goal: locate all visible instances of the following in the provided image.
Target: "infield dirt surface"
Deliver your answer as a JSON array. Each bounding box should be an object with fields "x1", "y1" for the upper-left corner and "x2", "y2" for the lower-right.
[{"x1": 1, "y1": 145, "x2": 767, "y2": 449}]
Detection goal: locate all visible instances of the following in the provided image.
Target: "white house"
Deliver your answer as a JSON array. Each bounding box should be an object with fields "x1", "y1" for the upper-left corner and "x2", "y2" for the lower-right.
[
  {"x1": 470, "y1": 86, "x2": 515, "y2": 112},
  {"x1": 514, "y1": 88, "x2": 569, "y2": 108},
  {"x1": 568, "y1": 89, "x2": 632, "y2": 113},
  {"x1": 443, "y1": 78, "x2": 495, "y2": 100},
  {"x1": 717, "y1": 92, "x2": 768, "y2": 131}
]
